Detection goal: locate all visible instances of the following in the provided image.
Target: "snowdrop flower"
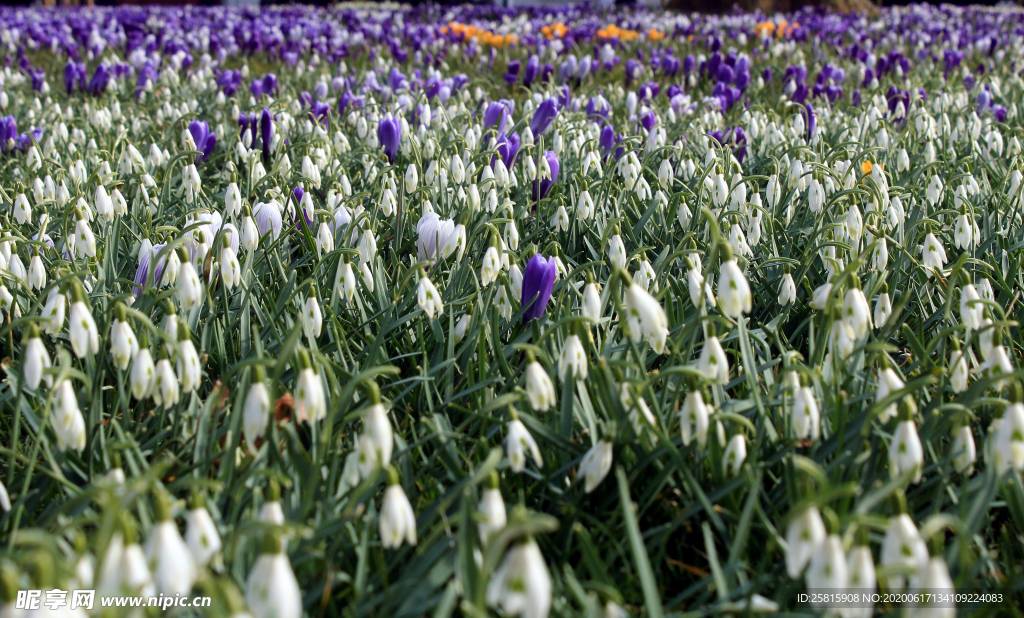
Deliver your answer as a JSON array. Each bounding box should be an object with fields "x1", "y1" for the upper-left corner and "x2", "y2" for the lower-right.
[
  {"x1": 454, "y1": 312, "x2": 473, "y2": 344},
  {"x1": 558, "y1": 332, "x2": 588, "y2": 380},
  {"x1": 525, "y1": 356, "x2": 556, "y2": 411},
  {"x1": 481, "y1": 245, "x2": 502, "y2": 286},
  {"x1": 949, "y1": 346, "x2": 969, "y2": 393},
  {"x1": 74, "y1": 212, "x2": 97, "y2": 258},
  {"x1": 828, "y1": 316, "x2": 857, "y2": 359},
  {"x1": 380, "y1": 469, "x2": 417, "y2": 548},
  {"x1": 109, "y1": 315, "x2": 139, "y2": 372},
  {"x1": 712, "y1": 173, "x2": 729, "y2": 206},
  {"x1": 185, "y1": 493, "x2": 222, "y2": 568},
  {"x1": 94, "y1": 185, "x2": 113, "y2": 221},
  {"x1": 926, "y1": 174, "x2": 943, "y2": 206},
  {"x1": 793, "y1": 384, "x2": 820, "y2": 440},
  {"x1": 405, "y1": 163, "x2": 418, "y2": 193},
  {"x1": 582, "y1": 278, "x2": 603, "y2": 323},
  {"x1": 577, "y1": 189, "x2": 595, "y2": 219},
  {"x1": 952, "y1": 424, "x2": 976, "y2": 475},
  {"x1": 806, "y1": 535, "x2": 847, "y2": 605},
  {"x1": 843, "y1": 285, "x2": 872, "y2": 338},
  {"x1": 881, "y1": 510, "x2": 930, "y2": 590},
  {"x1": 718, "y1": 253, "x2": 752, "y2": 319},
  {"x1": 766, "y1": 174, "x2": 781, "y2": 208},
  {"x1": 241, "y1": 215, "x2": 260, "y2": 252},
  {"x1": 177, "y1": 253, "x2": 204, "y2": 310},
  {"x1": 417, "y1": 271, "x2": 444, "y2": 318},
  {"x1": 785, "y1": 507, "x2": 826, "y2": 579},
  {"x1": 846, "y1": 544, "x2": 877, "y2": 618},
  {"x1": 336, "y1": 258, "x2": 357, "y2": 303},
  {"x1": 243, "y1": 368, "x2": 271, "y2": 453},
  {"x1": 698, "y1": 335, "x2": 729, "y2": 384},
  {"x1": 778, "y1": 270, "x2": 797, "y2": 306},
  {"x1": 245, "y1": 532, "x2": 302, "y2": 618},
  {"x1": 993, "y1": 399, "x2": 1024, "y2": 475},
  {"x1": 302, "y1": 293, "x2": 323, "y2": 345},
  {"x1": 153, "y1": 357, "x2": 180, "y2": 408},
  {"x1": 175, "y1": 320, "x2": 202, "y2": 393},
  {"x1": 478, "y1": 473, "x2": 507, "y2": 543},
  {"x1": 487, "y1": 539, "x2": 552, "y2": 618},
  {"x1": 874, "y1": 286, "x2": 892, "y2": 326},
  {"x1": 684, "y1": 257, "x2": 706, "y2": 306},
  {"x1": 27, "y1": 254, "x2": 45, "y2": 290},
  {"x1": 890, "y1": 408, "x2": 924, "y2": 483},
  {"x1": 294, "y1": 350, "x2": 325, "y2": 423},
  {"x1": 807, "y1": 178, "x2": 824, "y2": 212},
  {"x1": 960, "y1": 284, "x2": 983, "y2": 330},
  {"x1": 954, "y1": 210, "x2": 973, "y2": 249},
  {"x1": 13, "y1": 193, "x2": 30, "y2": 225},
  {"x1": 356, "y1": 390, "x2": 394, "y2": 481},
  {"x1": 722, "y1": 433, "x2": 746, "y2": 476},
  {"x1": 579, "y1": 441, "x2": 613, "y2": 493},
  {"x1": 624, "y1": 281, "x2": 669, "y2": 354},
  {"x1": 52, "y1": 378, "x2": 86, "y2": 452},
  {"x1": 607, "y1": 233, "x2": 627, "y2": 269},
  {"x1": 876, "y1": 366, "x2": 905, "y2": 423},
  {"x1": 221, "y1": 244, "x2": 241, "y2": 290},
  {"x1": 506, "y1": 412, "x2": 543, "y2": 473},
  {"x1": 680, "y1": 390, "x2": 710, "y2": 448},
  {"x1": 921, "y1": 232, "x2": 947, "y2": 272},
  {"x1": 810, "y1": 282, "x2": 832, "y2": 310},
  {"x1": 112, "y1": 516, "x2": 156, "y2": 598},
  {"x1": 224, "y1": 182, "x2": 242, "y2": 217},
  {"x1": 145, "y1": 490, "x2": 197, "y2": 596},
  {"x1": 908, "y1": 558, "x2": 955, "y2": 618},
  {"x1": 22, "y1": 325, "x2": 51, "y2": 390},
  {"x1": 68, "y1": 284, "x2": 100, "y2": 359},
  {"x1": 873, "y1": 237, "x2": 888, "y2": 271}
]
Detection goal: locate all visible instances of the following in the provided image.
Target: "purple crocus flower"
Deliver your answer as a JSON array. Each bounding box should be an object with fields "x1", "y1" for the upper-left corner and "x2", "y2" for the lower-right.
[
  {"x1": 86, "y1": 64, "x2": 110, "y2": 96},
  {"x1": 310, "y1": 101, "x2": 330, "y2": 128},
  {"x1": 188, "y1": 120, "x2": 216, "y2": 164},
  {"x1": 852, "y1": 89, "x2": 862, "y2": 107},
  {"x1": 0, "y1": 116, "x2": 18, "y2": 154},
  {"x1": 484, "y1": 100, "x2": 510, "y2": 133},
  {"x1": 521, "y1": 253, "x2": 557, "y2": 323},
  {"x1": 63, "y1": 61, "x2": 78, "y2": 94},
  {"x1": 523, "y1": 55, "x2": 540, "y2": 88},
  {"x1": 683, "y1": 55, "x2": 695, "y2": 75},
  {"x1": 503, "y1": 60, "x2": 520, "y2": 85},
  {"x1": 599, "y1": 125, "x2": 616, "y2": 154},
  {"x1": 625, "y1": 58, "x2": 639, "y2": 86},
  {"x1": 639, "y1": 111, "x2": 656, "y2": 132},
  {"x1": 586, "y1": 95, "x2": 610, "y2": 120},
  {"x1": 133, "y1": 243, "x2": 167, "y2": 297},
  {"x1": 493, "y1": 131, "x2": 520, "y2": 169},
  {"x1": 260, "y1": 108, "x2": 273, "y2": 163},
  {"x1": 378, "y1": 115, "x2": 401, "y2": 164},
  {"x1": 262, "y1": 73, "x2": 278, "y2": 96},
  {"x1": 804, "y1": 103, "x2": 816, "y2": 141},
  {"x1": 530, "y1": 98, "x2": 559, "y2": 137},
  {"x1": 533, "y1": 151, "x2": 559, "y2": 201}
]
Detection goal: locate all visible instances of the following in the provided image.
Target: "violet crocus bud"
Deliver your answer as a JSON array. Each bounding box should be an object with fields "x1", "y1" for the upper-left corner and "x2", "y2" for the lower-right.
[
  {"x1": 188, "y1": 120, "x2": 216, "y2": 164},
  {"x1": 521, "y1": 253, "x2": 557, "y2": 322},
  {"x1": 523, "y1": 55, "x2": 540, "y2": 87},
  {"x1": 484, "y1": 100, "x2": 510, "y2": 133},
  {"x1": 377, "y1": 114, "x2": 401, "y2": 164},
  {"x1": 259, "y1": 108, "x2": 273, "y2": 163},
  {"x1": 530, "y1": 98, "x2": 559, "y2": 137},
  {"x1": 534, "y1": 151, "x2": 560, "y2": 200}
]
